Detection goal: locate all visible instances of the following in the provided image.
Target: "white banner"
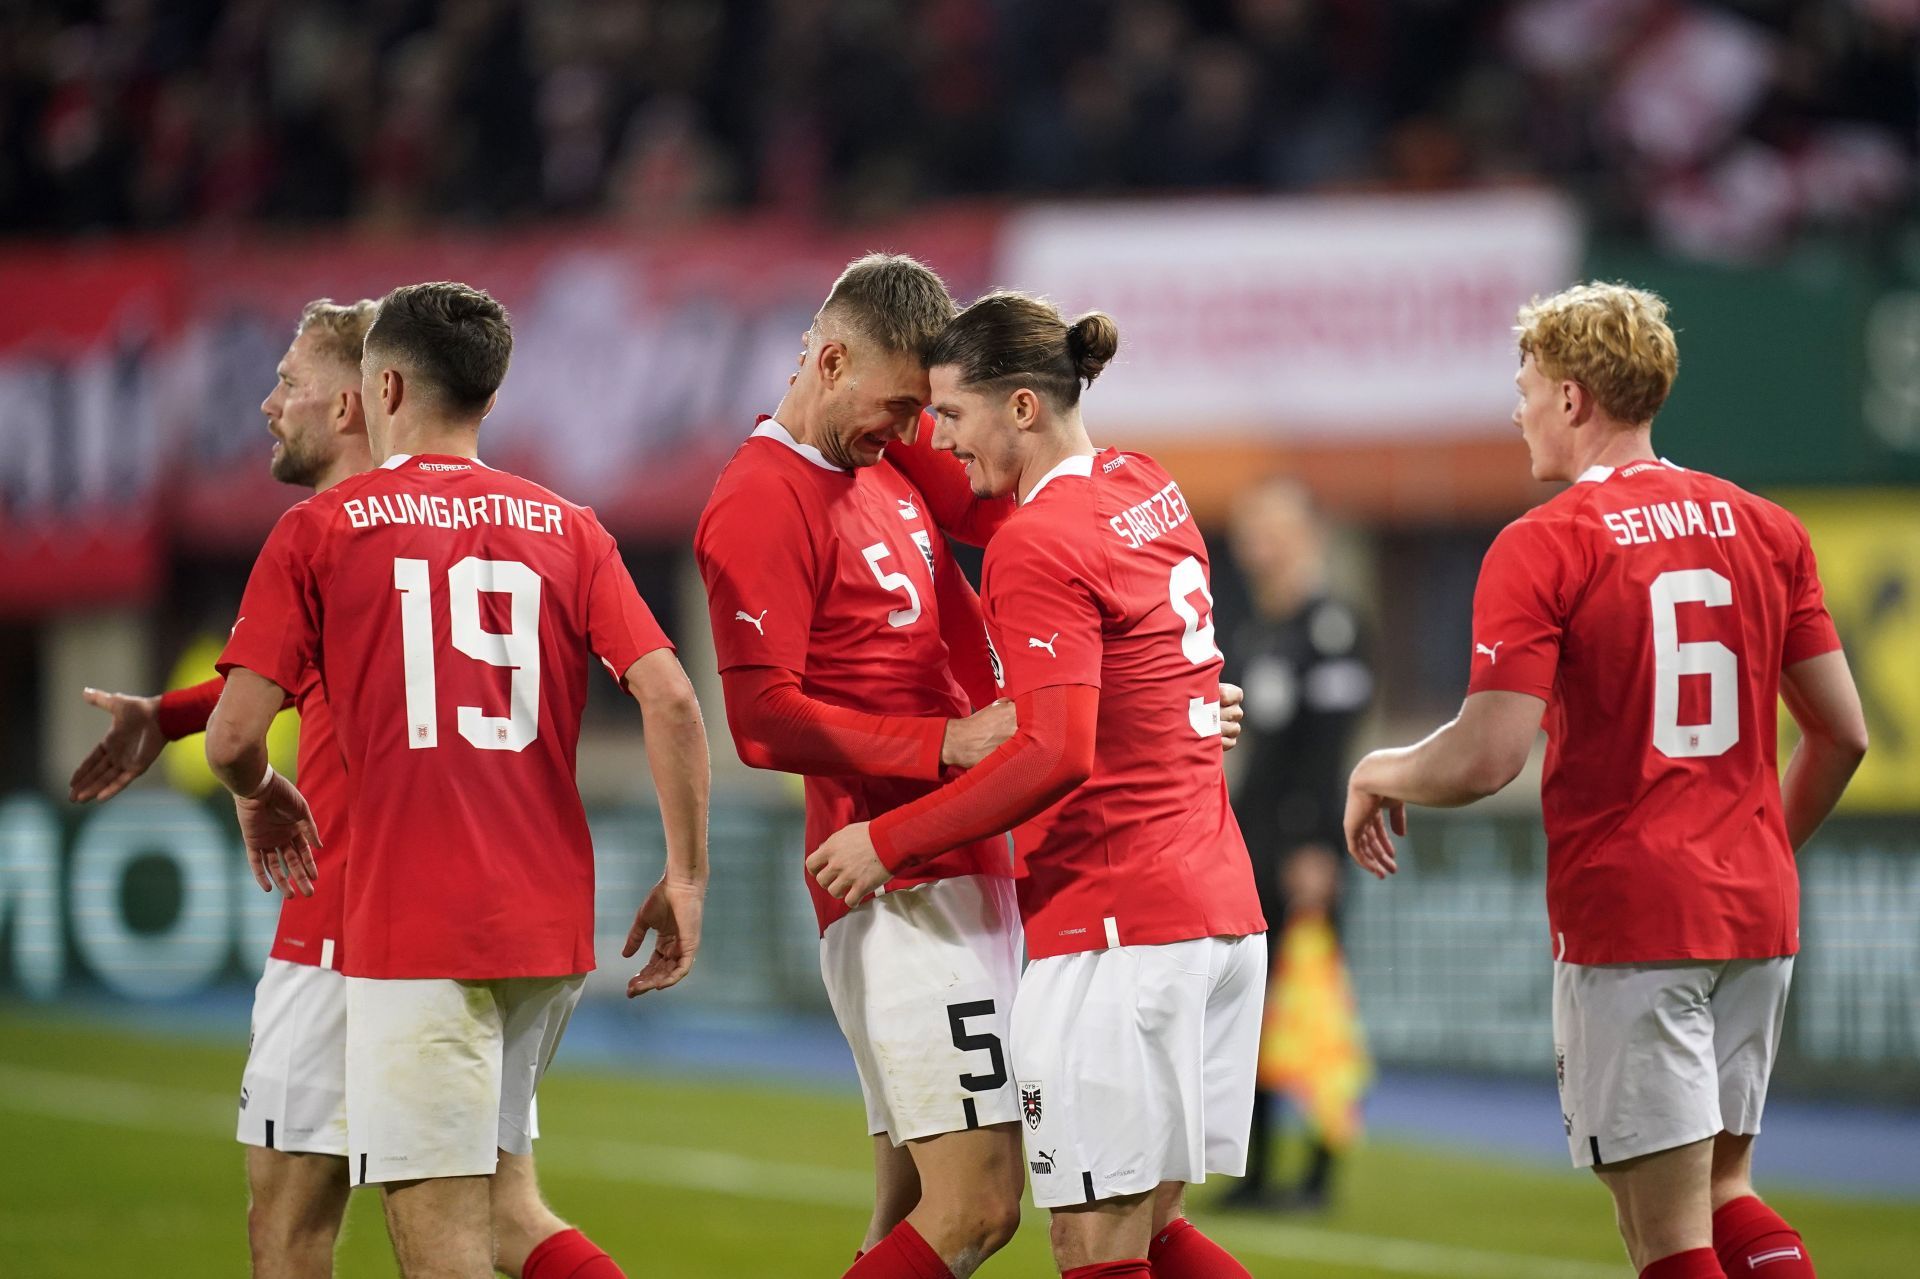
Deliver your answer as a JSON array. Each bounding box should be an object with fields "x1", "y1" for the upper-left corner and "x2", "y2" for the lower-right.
[{"x1": 996, "y1": 192, "x2": 1584, "y2": 440}]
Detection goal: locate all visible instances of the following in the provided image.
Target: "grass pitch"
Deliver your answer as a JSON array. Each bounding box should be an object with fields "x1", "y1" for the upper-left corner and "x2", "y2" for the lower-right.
[{"x1": 2, "y1": 1007, "x2": 1914, "y2": 1277}]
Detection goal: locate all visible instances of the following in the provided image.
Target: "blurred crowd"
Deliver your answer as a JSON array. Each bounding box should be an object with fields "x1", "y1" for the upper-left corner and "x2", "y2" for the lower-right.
[{"x1": 0, "y1": 0, "x2": 1913, "y2": 259}]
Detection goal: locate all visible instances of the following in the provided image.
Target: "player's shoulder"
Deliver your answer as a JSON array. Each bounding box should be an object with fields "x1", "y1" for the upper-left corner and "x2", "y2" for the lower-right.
[
  {"x1": 701, "y1": 432, "x2": 824, "y2": 521},
  {"x1": 1674, "y1": 463, "x2": 1806, "y2": 536}
]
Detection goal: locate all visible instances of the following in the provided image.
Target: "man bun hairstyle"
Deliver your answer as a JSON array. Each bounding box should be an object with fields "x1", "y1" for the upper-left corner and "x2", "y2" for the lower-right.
[
  {"x1": 1516, "y1": 281, "x2": 1678, "y2": 426},
  {"x1": 365, "y1": 281, "x2": 513, "y2": 415},
  {"x1": 296, "y1": 298, "x2": 379, "y2": 370},
  {"x1": 818, "y1": 252, "x2": 956, "y2": 362},
  {"x1": 926, "y1": 290, "x2": 1120, "y2": 408}
]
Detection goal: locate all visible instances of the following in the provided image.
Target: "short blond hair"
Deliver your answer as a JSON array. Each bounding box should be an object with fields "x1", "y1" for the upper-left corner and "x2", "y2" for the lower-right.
[
  {"x1": 818, "y1": 253, "x2": 955, "y2": 361},
  {"x1": 296, "y1": 297, "x2": 379, "y2": 370},
  {"x1": 1515, "y1": 282, "x2": 1678, "y2": 425}
]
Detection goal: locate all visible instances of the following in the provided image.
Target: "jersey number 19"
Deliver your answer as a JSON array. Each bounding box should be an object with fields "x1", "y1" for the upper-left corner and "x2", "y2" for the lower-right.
[{"x1": 394, "y1": 556, "x2": 543, "y2": 752}]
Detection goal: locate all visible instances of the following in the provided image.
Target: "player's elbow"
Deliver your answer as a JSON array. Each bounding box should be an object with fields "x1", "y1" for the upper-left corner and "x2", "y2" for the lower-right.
[
  {"x1": 1463, "y1": 741, "x2": 1528, "y2": 799},
  {"x1": 722, "y1": 701, "x2": 780, "y2": 772},
  {"x1": 203, "y1": 712, "x2": 254, "y2": 778}
]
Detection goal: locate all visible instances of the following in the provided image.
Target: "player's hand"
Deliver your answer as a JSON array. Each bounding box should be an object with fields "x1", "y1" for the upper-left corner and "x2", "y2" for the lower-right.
[
  {"x1": 1220, "y1": 682, "x2": 1245, "y2": 751},
  {"x1": 806, "y1": 822, "x2": 890, "y2": 907},
  {"x1": 235, "y1": 771, "x2": 321, "y2": 897},
  {"x1": 68, "y1": 688, "x2": 165, "y2": 803},
  {"x1": 942, "y1": 699, "x2": 1016, "y2": 769},
  {"x1": 623, "y1": 875, "x2": 706, "y2": 997},
  {"x1": 1343, "y1": 759, "x2": 1405, "y2": 880}
]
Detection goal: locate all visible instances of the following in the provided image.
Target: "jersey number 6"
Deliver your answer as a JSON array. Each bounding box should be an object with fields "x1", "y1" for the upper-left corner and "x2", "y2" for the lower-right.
[{"x1": 1649, "y1": 568, "x2": 1738, "y2": 759}]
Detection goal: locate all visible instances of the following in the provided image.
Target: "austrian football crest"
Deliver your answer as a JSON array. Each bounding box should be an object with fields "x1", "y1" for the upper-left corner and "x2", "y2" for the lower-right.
[{"x1": 1019, "y1": 1082, "x2": 1043, "y2": 1130}]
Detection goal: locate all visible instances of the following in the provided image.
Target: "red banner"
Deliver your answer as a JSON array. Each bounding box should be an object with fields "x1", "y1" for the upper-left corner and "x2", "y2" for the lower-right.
[{"x1": 0, "y1": 210, "x2": 1000, "y2": 612}]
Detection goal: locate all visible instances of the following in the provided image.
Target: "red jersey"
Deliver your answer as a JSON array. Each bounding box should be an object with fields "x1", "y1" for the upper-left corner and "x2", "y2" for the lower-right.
[
  {"x1": 979, "y1": 450, "x2": 1264, "y2": 959},
  {"x1": 218, "y1": 454, "x2": 672, "y2": 980},
  {"x1": 694, "y1": 419, "x2": 1008, "y2": 932},
  {"x1": 1468, "y1": 459, "x2": 1841, "y2": 964},
  {"x1": 275, "y1": 668, "x2": 349, "y2": 967},
  {"x1": 160, "y1": 672, "x2": 348, "y2": 969}
]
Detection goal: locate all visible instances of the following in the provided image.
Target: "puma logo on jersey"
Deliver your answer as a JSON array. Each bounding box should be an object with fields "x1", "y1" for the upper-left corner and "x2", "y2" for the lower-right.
[
  {"x1": 735, "y1": 609, "x2": 769, "y2": 635},
  {"x1": 1476, "y1": 641, "x2": 1503, "y2": 665},
  {"x1": 1029, "y1": 633, "x2": 1058, "y2": 657},
  {"x1": 896, "y1": 497, "x2": 919, "y2": 520}
]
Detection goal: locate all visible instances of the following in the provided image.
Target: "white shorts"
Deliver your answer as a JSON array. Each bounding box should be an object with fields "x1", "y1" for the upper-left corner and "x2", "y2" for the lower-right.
[
  {"x1": 1012, "y1": 932, "x2": 1266, "y2": 1208},
  {"x1": 1554, "y1": 957, "x2": 1793, "y2": 1169},
  {"x1": 820, "y1": 874, "x2": 1023, "y2": 1145},
  {"x1": 345, "y1": 973, "x2": 583, "y2": 1185},
  {"x1": 237, "y1": 958, "x2": 349, "y2": 1156}
]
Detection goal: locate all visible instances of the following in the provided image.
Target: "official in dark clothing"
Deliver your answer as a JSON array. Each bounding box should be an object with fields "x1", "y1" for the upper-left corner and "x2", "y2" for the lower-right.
[{"x1": 1221, "y1": 478, "x2": 1373, "y2": 1210}]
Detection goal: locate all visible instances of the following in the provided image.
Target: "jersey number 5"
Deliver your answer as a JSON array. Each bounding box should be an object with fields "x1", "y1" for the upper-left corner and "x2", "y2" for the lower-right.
[
  {"x1": 394, "y1": 556, "x2": 543, "y2": 752},
  {"x1": 1649, "y1": 568, "x2": 1738, "y2": 758}
]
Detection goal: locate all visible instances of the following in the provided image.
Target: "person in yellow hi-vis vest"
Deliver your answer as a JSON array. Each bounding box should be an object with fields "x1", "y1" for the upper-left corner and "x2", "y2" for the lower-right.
[{"x1": 1221, "y1": 478, "x2": 1374, "y2": 1211}]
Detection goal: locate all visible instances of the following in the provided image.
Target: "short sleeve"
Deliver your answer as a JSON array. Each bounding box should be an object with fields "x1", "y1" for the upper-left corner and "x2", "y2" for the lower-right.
[
  {"x1": 217, "y1": 504, "x2": 322, "y2": 693},
  {"x1": 584, "y1": 522, "x2": 673, "y2": 687},
  {"x1": 1783, "y1": 519, "x2": 1842, "y2": 667},
  {"x1": 1466, "y1": 516, "x2": 1571, "y2": 701},
  {"x1": 695, "y1": 465, "x2": 819, "y2": 673},
  {"x1": 983, "y1": 517, "x2": 1104, "y2": 698}
]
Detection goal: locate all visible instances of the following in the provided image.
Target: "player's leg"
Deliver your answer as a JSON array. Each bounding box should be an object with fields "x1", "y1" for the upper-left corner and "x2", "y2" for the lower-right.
[
  {"x1": 1557, "y1": 960, "x2": 1726, "y2": 1276},
  {"x1": 492, "y1": 1149, "x2": 626, "y2": 1279},
  {"x1": 345, "y1": 976, "x2": 511, "y2": 1277},
  {"x1": 1049, "y1": 1191, "x2": 1156, "y2": 1277},
  {"x1": 244, "y1": 1148, "x2": 350, "y2": 1278},
  {"x1": 237, "y1": 958, "x2": 354, "y2": 1277},
  {"x1": 827, "y1": 875, "x2": 1024, "y2": 1277},
  {"x1": 1146, "y1": 932, "x2": 1263, "y2": 1278},
  {"x1": 488, "y1": 975, "x2": 602, "y2": 1279},
  {"x1": 1707, "y1": 958, "x2": 1813, "y2": 1276},
  {"x1": 1593, "y1": 1139, "x2": 1719, "y2": 1273},
  {"x1": 895, "y1": 1124, "x2": 1025, "y2": 1276},
  {"x1": 382, "y1": 1175, "x2": 493, "y2": 1278},
  {"x1": 864, "y1": 1133, "x2": 922, "y2": 1252}
]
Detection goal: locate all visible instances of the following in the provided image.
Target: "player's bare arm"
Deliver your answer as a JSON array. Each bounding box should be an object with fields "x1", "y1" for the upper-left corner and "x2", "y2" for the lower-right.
[
  {"x1": 621, "y1": 648, "x2": 712, "y2": 997},
  {"x1": 67, "y1": 687, "x2": 164, "y2": 803},
  {"x1": 940, "y1": 699, "x2": 1015, "y2": 768},
  {"x1": 207, "y1": 666, "x2": 320, "y2": 898},
  {"x1": 1343, "y1": 688, "x2": 1544, "y2": 878},
  {"x1": 1778, "y1": 648, "x2": 1869, "y2": 850}
]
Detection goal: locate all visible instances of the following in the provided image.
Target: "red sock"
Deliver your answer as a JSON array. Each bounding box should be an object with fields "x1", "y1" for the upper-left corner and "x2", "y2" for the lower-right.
[
  {"x1": 1640, "y1": 1248, "x2": 1727, "y2": 1279},
  {"x1": 1061, "y1": 1264, "x2": 1152, "y2": 1279},
  {"x1": 1714, "y1": 1196, "x2": 1816, "y2": 1276},
  {"x1": 1148, "y1": 1217, "x2": 1253, "y2": 1278},
  {"x1": 521, "y1": 1228, "x2": 626, "y2": 1279},
  {"x1": 843, "y1": 1221, "x2": 953, "y2": 1279}
]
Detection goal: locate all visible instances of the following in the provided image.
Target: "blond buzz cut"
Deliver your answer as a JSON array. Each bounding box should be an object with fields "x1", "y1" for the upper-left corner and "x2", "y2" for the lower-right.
[
  {"x1": 296, "y1": 297, "x2": 380, "y2": 371},
  {"x1": 817, "y1": 253, "x2": 956, "y2": 362},
  {"x1": 1516, "y1": 282, "x2": 1679, "y2": 426}
]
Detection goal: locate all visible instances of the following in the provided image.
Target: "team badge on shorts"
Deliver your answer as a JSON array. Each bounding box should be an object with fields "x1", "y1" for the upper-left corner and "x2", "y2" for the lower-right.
[{"x1": 1020, "y1": 1082, "x2": 1043, "y2": 1130}]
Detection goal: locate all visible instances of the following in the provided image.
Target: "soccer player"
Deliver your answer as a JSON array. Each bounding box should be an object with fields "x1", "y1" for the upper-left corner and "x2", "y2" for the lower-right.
[
  {"x1": 808, "y1": 292, "x2": 1267, "y2": 1279},
  {"x1": 1343, "y1": 283, "x2": 1867, "y2": 1279},
  {"x1": 68, "y1": 298, "x2": 645, "y2": 1279},
  {"x1": 204, "y1": 282, "x2": 711, "y2": 1279},
  {"x1": 696, "y1": 254, "x2": 1031, "y2": 1279}
]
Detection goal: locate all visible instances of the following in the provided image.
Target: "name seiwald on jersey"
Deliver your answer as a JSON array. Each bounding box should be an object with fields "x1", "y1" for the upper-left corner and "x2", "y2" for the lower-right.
[{"x1": 219, "y1": 454, "x2": 672, "y2": 982}]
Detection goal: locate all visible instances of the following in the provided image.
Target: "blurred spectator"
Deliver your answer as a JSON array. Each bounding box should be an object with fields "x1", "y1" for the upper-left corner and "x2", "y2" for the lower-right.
[
  {"x1": 0, "y1": 0, "x2": 1910, "y2": 256},
  {"x1": 1221, "y1": 478, "x2": 1375, "y2": 1211}
]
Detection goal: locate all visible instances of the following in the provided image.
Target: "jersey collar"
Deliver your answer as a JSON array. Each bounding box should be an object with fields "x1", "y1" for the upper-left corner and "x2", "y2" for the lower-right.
[
  {"x1": 1574, "y1": 456, "x2": 1684, "y2": 485},
  {"x1": 379, "y1": 453, "x2": 489, "y2": 470},
  {"x1": 1023, "y1": 451, "x2": 1096, "y2": 505},
  {"x1": 752, "y1": 417, "x2": 845, "y2": 473}
]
